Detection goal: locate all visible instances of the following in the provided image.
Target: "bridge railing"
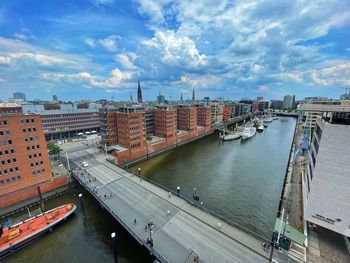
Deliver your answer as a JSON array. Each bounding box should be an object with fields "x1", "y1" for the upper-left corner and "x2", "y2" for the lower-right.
[{"x1": 125, "y1": 168, "x2": 270, "y2": 244}]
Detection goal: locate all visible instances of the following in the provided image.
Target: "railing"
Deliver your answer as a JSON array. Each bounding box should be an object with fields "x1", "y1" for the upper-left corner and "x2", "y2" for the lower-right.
[{"x1": 125, "y1": 167, "x2": 270, "y2": 243}]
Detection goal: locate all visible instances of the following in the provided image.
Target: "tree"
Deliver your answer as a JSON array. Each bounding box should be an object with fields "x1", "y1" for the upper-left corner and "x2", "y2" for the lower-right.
[{"x1": 47, "y1": 142, "x2": 62, "y2": 156}]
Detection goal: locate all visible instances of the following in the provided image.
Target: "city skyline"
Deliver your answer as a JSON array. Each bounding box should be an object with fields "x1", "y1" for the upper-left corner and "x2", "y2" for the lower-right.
[{"x1": 0, "y1": 0, "x2": 350, "y2": 101}]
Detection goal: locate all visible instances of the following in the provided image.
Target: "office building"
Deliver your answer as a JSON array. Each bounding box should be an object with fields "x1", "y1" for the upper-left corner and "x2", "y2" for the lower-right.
[
  {"x1": 283, "y1": 95, "x2": 294, "y2": 109},
  {"x1": 157, "y1": 92, "x2": 165, "y2": 104},
  {"x1": 300, "y1": 104, "x2": 350, "y2": 238},
  {"x1": 22, "y1": 103, "x2": 102, "y2": 140},
  {"x1": 13, "y1": 92, "x2": 26, "y2": 101}
]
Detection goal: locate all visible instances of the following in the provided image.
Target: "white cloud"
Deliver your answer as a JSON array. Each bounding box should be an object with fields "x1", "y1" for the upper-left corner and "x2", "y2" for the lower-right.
[
  {"x1": 257, "y1": 85, "x2": 269, "y2": 93},
  {"x1": 0, "y1": 56, "x2": 12, "y2": 65},
  {"x1": 41, "y1": 68, "x2": 133, "y2": 88},
  {"x1": 310, "y1": 61, "x2": 350, "y2": 86},
  {"x1": 13, "y1": 33, "x2": 27, "y2": 40},
  {"x1": 115, "y1": 54, "x2": 136, "y2": 69},
  {"x1": 98, "y1": 35, "x2": 118, "y2": 52},
  {"x1": 84, "y1": 38, "x2": 96, "y2": 48}
]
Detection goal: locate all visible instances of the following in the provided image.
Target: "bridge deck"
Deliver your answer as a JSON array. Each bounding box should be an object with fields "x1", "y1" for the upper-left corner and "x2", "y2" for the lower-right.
[{"x1": 67, "y1": 150, "x2": 270, "y2": 263}]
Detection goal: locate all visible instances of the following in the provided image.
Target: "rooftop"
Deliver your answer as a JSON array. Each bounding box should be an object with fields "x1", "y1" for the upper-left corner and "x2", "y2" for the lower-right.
[{"x1": 305, "y1": 119, "x2": 350, "y2": 237}]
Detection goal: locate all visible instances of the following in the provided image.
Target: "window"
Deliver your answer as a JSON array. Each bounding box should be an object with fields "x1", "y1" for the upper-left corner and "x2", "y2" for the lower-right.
[
  {"x1": 31, "y1": 163, "x2": 34, "y2": 167},
  {"x1": 38, "y1": 153, "x2": 42, "y2": 157},
  {"x1": 8, "y1": 140, "x2": 12, "y2": 145},
  {"x1": 4, "y1": 170, "x2": 7, "y2": 175},
  {"x1": 9, "y1": 168, "x2": 13, "y2": 173},
  {"x1": 37, "y1": 145, "x2": 40, "y2": 149},
  {"x1": 29, "y1": 155, "x2": 32, "y2": 159},
  {"x1": 33, "y1": 154, "x2": 37, "y2": 158},
  {"x1": 0, "y1": 151, "x2": 2, "y2": 155},
  {"x1": 22, "y1": 128, "x2": 26, "y2": 133},
  {"x1": 26, "y1": 119, "x2": 30, "y2": 123},
  {"x1": 32, "y1": 171, "x2": 36, "y2": 176},
  {"x1": 31, "y1": 119, "x2": 35, "y2": 123},
  {"x1": 7, "y1": 159, "x2": 11, "y2": 164},
  {"x1": 15, "y1": 167, "x2": 19, "y2": 172},
  {"x1": 32, "y1": 146, "x2": 35, "y2": 150},
  {"x1": 2, "y1": 140, "x2": 6, "y2": 146},
  {"x1": 28, "y1": 128, "x2": 31, "y2": 132},
  {"x1": 13, "y1": 158, "x2": 16, "y2": 163},
  {"x1": 33, "y1": 128, "x2": 36, "y2": 132},
  {"x1": 4, "y1": 150, "x2": 8, "y2": 155},
  {"x1": 10, "y1": 149, "x2": 14, "y2": 154},
  {"x1": 1, "y1": 160, "x2": 5, "y2": 165}
]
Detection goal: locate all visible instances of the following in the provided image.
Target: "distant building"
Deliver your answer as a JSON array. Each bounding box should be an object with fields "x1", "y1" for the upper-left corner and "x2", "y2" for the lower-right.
[
  {"x1": 22, "y1": 103, "x2": 102, "y2": 141},
  {"x1": 210, "y1": 102, "x2": 224, "y2": 124},
  {"x1": 340, "y1": 88, "x2": 350, "y2": 100},
  {"x1": 0, "y1": 112, "x2": 52, "y2": 196},
  {"x1": 13, "y1": 92, "x2": 26, "y2": 101},
  {"x1": 270, "y1": 100, "x2": 283, "y2": 110},
  {"x1": 137, "y1": 80, "x2": 143, "y2": 103},
  {"x1": 192, "y1": 89, "x2": 196, "y2": 101},
  {"x1": 53, "y1": 95, "x2": 58, "y2": 101},
  {"x1": 196, "y1": 106, "x2": 211, "y2": 131},
  {"x1": 157, "y1": 92, "x2": 165, "y2": 104},
  {"x1": 283, "y1": 95, "x2": 294, "y2": 109},
  {"x1": 257, "y1": 96, "x2": 263, "y2": 101}
]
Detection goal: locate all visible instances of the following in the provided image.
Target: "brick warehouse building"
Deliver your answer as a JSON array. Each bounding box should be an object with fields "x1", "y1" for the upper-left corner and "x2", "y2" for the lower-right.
[
  {"x1": 196, "y1": 106, "x2": 211, "y2": 131},
  {"x1": 0, "y1": 110, "x2": 68, "y2": 208},
  {"x1": 153, "y1": 106, "x2": 177, "y2": 146},
  {"x1": 0, "y1": 113, "x2": 53, "y2": 195},
  {"x1": 177, "y1": 105, "x2": 198, "y2": 135}
]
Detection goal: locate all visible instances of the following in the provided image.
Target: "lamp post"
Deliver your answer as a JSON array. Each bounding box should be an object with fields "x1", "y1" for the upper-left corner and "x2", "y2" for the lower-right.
[
  {"x1": 176, "y1": 186, "x2": 180, "y2": 196},
  {"x1": 79, "y1": 193, "x2": 85, "y2": 219},
  {"x1": 111, "y1": 232, "x2": 118, "y2": 263},
  {"x1": 138, "y1": 168, "x2": 142, "y2": 182}
]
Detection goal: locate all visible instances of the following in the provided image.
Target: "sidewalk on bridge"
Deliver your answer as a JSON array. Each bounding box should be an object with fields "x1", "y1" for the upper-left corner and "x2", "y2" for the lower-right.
[{"x1": 90, "y1": 151, "x2": 270, "y2": 259}]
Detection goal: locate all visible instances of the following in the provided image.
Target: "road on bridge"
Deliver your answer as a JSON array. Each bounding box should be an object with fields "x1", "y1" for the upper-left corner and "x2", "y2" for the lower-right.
[{"x1": 66, "y1": 150, "x2": 270, "y2": 263}]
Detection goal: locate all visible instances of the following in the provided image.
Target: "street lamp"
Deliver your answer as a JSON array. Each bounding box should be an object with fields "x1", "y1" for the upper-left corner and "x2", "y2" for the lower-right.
[
  {"x1": 177, "y1": 186, "x2": 180, "y2": 196},
  {"x1": 138, "y1": 168, "x2": 142, "y2": 182}
]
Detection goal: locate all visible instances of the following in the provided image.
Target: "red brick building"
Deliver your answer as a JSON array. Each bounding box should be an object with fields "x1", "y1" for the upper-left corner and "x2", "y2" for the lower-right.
[
  {"x1": 196, "y1": 106, "x2": 211, "y2": 131},
  {"x1": 222, "y1": 105, "x2": 231, "y2": 121},
  {"x1": 0, "y1": 113, "x2": 53, "y2": 196},
  {"x1": 153, "y1": 107, "x2": 177, "y2": 146},
  {"x1": 177, "y1": 106, "x2": 197, "y2": 134}
]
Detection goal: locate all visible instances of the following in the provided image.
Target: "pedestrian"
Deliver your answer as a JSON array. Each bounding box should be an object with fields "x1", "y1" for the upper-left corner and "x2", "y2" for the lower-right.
[
  {"x1": 134, "y1": 218, "x2": 137, "y2": 225},
  {"x1": 144, "y1": 225, "x2": 147, "y2": 232},
  {"x1": 104, "y1": 194, "x2": 106, "y2": 199}
]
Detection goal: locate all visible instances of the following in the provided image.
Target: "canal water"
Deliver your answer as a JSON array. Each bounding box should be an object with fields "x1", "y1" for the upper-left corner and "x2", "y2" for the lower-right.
[
  {"x1": 131, "y1": 117, "x2": 296, "y2": 239},
  {"x1": 3, "y1": 191, "x2": 154, "y2": 263},
  {"x1": 4, "y1": 117, "x2": 295, "y2": 263}
]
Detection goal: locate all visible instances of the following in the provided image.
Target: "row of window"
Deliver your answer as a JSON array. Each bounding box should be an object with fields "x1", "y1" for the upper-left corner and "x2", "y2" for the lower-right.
[
  {"x1": 0, "y1": 130, "x2": 10, "y2": 136},
  {"x1": 0, "y1": 175, "x2": 22, "y2": 185},
  {"x1": 1, "y1": 140, "x2": 13, "y2": 146},
  {"x1": 20, "y1": 118, "x2": 35, "y2": 124},
  {"x1": 0, "y1": 149, "x2": 15, "y2": 155},
  {"x1": 22, "y1": 127, "x2": 37, "y2": 133},
  {"x1": 0, "y1": 120, "x2": 8, "y2": 126},
  {"x1": 28, "y1": 153, "x2": 42, "y2": 159},
  {"x1": 32, "y1": 169, "x2": 45, "y2": 176},
  {"x1": 0, "y1": 166, "x2": 19, "y2": 175},
  {"x1": 41, "y1": 113, "x2": 98, "y2": 118},
  {"x1": 24, "y1": 136, "x2": 39, "y2": 142},
  {"x1": 31, "y1": 160, "x2": 44, "y2": 167},
  {"x1": 42, "y1": 117, "x2": 97, "y2": 123},
  {"x1": 27, "y1": 145, "x2": 41, "y2": 151},
  {"x1": 1, "y1": 158, "x2": 17, "y2": 165}
]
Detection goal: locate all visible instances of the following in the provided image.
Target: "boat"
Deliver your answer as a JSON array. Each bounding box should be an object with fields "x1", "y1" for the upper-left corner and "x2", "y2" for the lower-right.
[
  {"x1": 257, "y1": 123, "x2": 264, "y2": 132},
  {"x1": 220, "y1": 131, "x2": 242, "y2": 141},
  {"x1": 263, "y1": 116, "x2": 273, "y2": 123},
  {"x1": 0, "y1": 204, "x2": 77, "y2": 259},
  {"x1": 241, "y1": 127, "x2": 256, "y2": 140}
]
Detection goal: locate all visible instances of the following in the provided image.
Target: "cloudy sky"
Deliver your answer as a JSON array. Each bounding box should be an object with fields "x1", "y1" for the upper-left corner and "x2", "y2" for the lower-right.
[{"x1": 0, "y1": 0, "x2": 349, "y2": 101}]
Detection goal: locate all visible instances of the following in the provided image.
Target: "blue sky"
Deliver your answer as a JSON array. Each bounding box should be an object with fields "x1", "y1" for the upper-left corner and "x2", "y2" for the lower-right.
[{"x1": 0, "y1": 0, "x2": 349, "y2": 101}]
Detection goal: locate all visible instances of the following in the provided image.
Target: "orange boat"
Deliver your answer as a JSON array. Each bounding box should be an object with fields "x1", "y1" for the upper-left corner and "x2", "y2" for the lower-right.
[{"x1": 0, "y1": 204, "x2": 76, "y2": 259}]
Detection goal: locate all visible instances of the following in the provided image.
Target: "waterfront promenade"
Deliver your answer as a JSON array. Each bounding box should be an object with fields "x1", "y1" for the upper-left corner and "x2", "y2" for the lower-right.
[{"x1": 65, "y1": 149, "x2": 270, "y2": 263}]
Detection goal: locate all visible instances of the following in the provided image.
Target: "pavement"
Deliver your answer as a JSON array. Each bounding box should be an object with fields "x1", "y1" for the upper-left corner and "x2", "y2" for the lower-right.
[{"x1": 65, "y1": 150, "x2": 271, "y2": 263}]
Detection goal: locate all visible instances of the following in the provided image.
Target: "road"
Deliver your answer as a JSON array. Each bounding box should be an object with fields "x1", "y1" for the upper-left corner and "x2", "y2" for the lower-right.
[{"x1": 66, "y1": 150, "x2": 270, "y2": 263}]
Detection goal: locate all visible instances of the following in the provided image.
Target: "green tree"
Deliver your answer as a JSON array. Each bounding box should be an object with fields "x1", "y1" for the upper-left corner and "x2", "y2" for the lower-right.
[{"x1": 47, "y1": 142, "x2": 62, "y2": 156}]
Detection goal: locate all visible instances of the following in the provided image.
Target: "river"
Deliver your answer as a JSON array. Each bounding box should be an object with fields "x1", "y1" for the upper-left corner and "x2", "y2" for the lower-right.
[
  {"x1": 131, "y1": 117, "x2": 296, "y2": 238},
  {"x1": 3, "y1": 116, "x2": 296, "y2": 262}
]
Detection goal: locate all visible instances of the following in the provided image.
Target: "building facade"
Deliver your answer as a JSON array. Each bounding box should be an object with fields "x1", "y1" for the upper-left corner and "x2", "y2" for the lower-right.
[
  {"x1": 177, "y1": 106, "x2": 197, "y2": 133},
  {"x1": 283, "y1": 95, "x2": 294, "y2": 109},
  {"x1": 0, "y1": 113, "x2": 52, "y2": 196},
  {"x1": 22, "y1": 103, "x2": 102, "y2": 140},
  {"x1": 153, "y1": 107, "x2": 177, "y2": 145}
]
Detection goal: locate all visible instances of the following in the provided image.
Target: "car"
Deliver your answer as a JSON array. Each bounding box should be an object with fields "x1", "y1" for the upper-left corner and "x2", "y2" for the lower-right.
[{"x1": 81, "y1": 161, "x2": 89, "y2": 167}]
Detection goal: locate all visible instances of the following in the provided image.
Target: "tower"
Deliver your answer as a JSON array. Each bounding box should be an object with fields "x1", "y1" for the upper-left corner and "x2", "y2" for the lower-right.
[
  {"x1": 180, "y1": 92, "x2": 183, "y2": 101},
  {"x1": 130, "y1": 92, "x2": 133, "y2": 102},
  {"x1": 137, "y1": 80, "x2": 143, "y2": 103},
  {"x1": 192, "y1": 88, "x2": 195, "y2": 101}
]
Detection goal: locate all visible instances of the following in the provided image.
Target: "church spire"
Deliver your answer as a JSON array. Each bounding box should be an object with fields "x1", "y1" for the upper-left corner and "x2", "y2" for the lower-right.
[
  {"x1": 192, "y1": 88, "x2": 195, "y2": 101},
  {"x1": 137, "y1": 80, "x2": 142, "y2": 103}
]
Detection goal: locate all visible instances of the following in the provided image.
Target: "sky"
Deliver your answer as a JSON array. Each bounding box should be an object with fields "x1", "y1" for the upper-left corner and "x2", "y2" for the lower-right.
[{"x1": 0, "y1": 0, "x2": 349, "y2": 101}]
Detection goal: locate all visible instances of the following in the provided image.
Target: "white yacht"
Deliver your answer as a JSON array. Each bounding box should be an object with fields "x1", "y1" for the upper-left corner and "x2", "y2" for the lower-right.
[
  {"x1": 263, "y1": 116, "x2": 273, "y2": 123},
  {"x1": 257, "y1": 123, "x2": 264, "y2": 132},
  {"x1": 220, "y1": 131, "x2": 242, "y2": 141},
  {"x1": 241, "y1": 127, "x2": 257, "y2": 140}
]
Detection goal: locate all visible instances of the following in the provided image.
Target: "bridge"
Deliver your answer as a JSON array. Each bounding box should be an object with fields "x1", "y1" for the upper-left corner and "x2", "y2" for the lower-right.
[{"x1": 63, "y1": 149, "x2": 272, "y2": 263}]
